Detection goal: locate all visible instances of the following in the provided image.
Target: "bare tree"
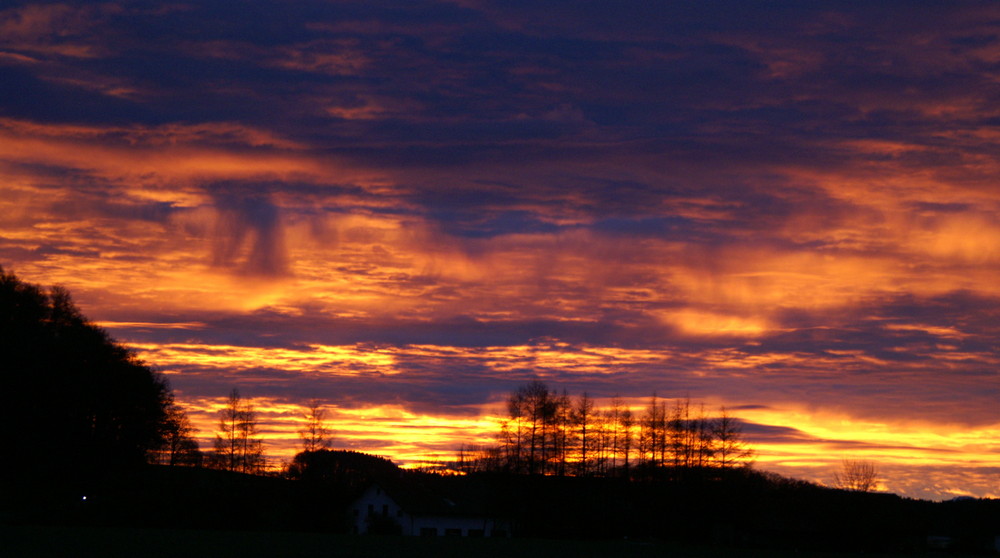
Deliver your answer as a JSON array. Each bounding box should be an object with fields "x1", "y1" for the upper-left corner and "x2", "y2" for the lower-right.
[
  {"x1": 693, "y1": 403, "x2": 713, "y2": 468},
  {"x1": 552, "y1": 390, "x2": 572, "y2": 476},
  {"x1": 502, "y1": 393, "x2": 525, "y2": 472},
  {"x1": 156, "y1": 399, "x2": 202, "y2": 467},
  {"x1": 502, "y1": 380, "x2": 559, "y2": 474},
  {"x1": 523, "y1": 380, "x2": 557, "y2": 474},
  {"x1": 667, "y1": 397, "x2": 690, "y2": 467},
  {"x1": 833, "y1": 459, "x2": 879, "y2": 492},
  {"x1": 299, "y1": 399, "x2": 332, "y2": 452},
  {"x1": 619, "y1": 405, "x2": 634, "y2": 475},
  {"x1": 211, "y1": 388, "x2": 265, "y2": 474},
  {"x1": 606, "y1": 397, "x2": 623, "y2": 472},
  {"x1": 639, "y1": 393, "x2": 662, "y2": 466},
  {"x1": 711, "y1": 406, "x2": 754, "y2": 469},
  {"x1": 574, "y1": 392, "x2": 596, "y2": 476}
]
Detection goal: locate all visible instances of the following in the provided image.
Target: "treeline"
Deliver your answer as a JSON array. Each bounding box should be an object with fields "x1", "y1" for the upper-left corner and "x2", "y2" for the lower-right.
[{"x1": 456, "y1": 380, "x2": 754, "y2": 477}]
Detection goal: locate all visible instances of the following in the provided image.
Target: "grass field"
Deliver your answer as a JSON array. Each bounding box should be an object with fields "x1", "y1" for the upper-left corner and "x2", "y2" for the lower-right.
[{"x1": 0, "y1": 524, "x2": 977, "y2": 558}]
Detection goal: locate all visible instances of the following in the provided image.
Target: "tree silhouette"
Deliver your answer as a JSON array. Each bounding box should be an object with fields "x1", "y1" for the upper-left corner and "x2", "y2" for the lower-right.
[
  {"x1": 618, "y1": 404, "x2": 635, "y2": 474},
  {"x1": 510, "y1": 380, "x2": 557, "y2": 474},
  {"x1": 210, "y1": 388, "x2": 265, "y2": 474},
  {"x1": 711, "y1": 406, "x2": 755, "y2": 469},
  {"x1": 639, "y1": 393, "x2": 665, "y2": 466},
  {"x1": 573, "y1": 392, "x2": 596, "y2": 476},
  {"x1": 834, "y1": 459, "x2": 880, "y2": 492},
  {"x1": 299, "y1": 399, "x2": 332, "y2": 452},
  {"x1": 552, "y1": 389, "x2": 572, "y2": 476},
  {"x1": 154, "y1": 397, "x2": 203, "y2": 467},
  {"x1": 286, "y1": 448, "x2": 399, "y2": 486}
]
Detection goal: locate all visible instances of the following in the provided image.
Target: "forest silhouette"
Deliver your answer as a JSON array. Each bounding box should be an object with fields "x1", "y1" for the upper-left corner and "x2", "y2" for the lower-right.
[
  {"x1": 3, "y1": 267, "x2": 1000, "y2": 555},
  {"x1": 0, "y1": 267, "x2": 198, "y2": 499}
]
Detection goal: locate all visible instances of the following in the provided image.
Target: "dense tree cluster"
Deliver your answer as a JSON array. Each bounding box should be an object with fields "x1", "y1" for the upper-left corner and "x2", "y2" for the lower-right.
[
  {"x1": 456, "y1": 380, "x2": 754, "y2": 477},
  {"x1": 286, "y1": 449, "x2": 399, "y2": 486},
  {"x1": 0, "y1": 267, "x2": 199, "y2": 479}
]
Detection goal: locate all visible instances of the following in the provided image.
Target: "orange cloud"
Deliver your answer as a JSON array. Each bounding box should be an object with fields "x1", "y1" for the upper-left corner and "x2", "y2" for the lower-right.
[{"x1": 0, "y1": 2, "x2": 112, "y2": 58}]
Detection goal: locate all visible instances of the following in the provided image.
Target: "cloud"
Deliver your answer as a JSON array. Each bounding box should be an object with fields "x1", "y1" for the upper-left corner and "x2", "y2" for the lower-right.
[
  {"x1": 0, "y1": 2, "x2": 113, "y2": 58},
  {"x1": 3, "y1": 0, "x2": 1000, "y2": 498},
  {"x1": 208, "y1": 187, "x2": 289, "y2": 277}
]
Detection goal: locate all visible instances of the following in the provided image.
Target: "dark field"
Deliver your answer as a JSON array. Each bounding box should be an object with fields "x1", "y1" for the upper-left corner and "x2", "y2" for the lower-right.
[{"x1": 1, "y1": 525, "x2": 983, "y2": 558}]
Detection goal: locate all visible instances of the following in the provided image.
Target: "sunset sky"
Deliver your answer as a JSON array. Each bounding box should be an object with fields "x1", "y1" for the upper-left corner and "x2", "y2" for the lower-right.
[{"x1": 2, "y1": 1, "x2": 1000, "y2": 500}]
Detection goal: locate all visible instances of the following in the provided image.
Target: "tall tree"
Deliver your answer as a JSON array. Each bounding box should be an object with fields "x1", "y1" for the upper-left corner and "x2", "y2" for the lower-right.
[
  {"x1": 211, "y1": 388, "x2": 265, "y2": 474},
  {"x1": 552, "y1": 390, "x2": 573, "y2": 476},
  {"x1": 517, "y1": 380, "x2": 556, "y2": 475},
  {"x1": 299, "y1": 400, "x2": 332, "y2": 452},
  {"x1": 619, "y1": 405, "x2": 635, "y2": 475},
  {"x1": 156, "y1": 397, "x2": 202, "y2": 467},
  {"x1": 668, "y1": 397, "x2": 694, "y2": 468},
  {"x1": 503, "y1": 390, "x2": 526, "y2": 472},
  {"x1": 605, "y1": 397, "x2": 623, "y2": 472},
  {"x1": 641, "y1": 393, "x2": 672, "y2": 467},
  {"x1": 693, "y1": 403, "x2": 713, "y2": 468},
  {"x1": 573, "y1": 392, "x2": 596, "y2": 476},
  {"x1": 643, "y1": 396, "x2": 654, "y2": 466},
  {"x1": 711, "y1": 406, "x2": 754, "y2": 469}
]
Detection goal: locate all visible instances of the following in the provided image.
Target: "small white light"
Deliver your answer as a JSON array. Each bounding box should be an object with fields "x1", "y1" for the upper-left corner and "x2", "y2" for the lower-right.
[{"x1": 82, "y1": 496, "x2": 87, "y2": 501}]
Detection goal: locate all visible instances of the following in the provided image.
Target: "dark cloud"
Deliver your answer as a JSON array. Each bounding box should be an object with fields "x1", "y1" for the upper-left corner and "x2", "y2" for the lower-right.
[{"x1": 207, "y1": 186, "x2": 289, "y2": 276}]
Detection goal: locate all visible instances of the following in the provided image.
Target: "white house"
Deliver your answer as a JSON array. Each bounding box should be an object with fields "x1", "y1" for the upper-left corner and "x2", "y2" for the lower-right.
[{"x1": 349, "y1": 481, "x2": 511, "y2": 537}]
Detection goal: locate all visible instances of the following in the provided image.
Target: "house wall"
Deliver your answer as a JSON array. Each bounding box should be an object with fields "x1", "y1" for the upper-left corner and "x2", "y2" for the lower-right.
[
  {"x1": 408, "y1": 515, "x2": 508, "y2": 538},
  {"x1": 351, "y1": 485, "x2": 410, "y2": 535}
]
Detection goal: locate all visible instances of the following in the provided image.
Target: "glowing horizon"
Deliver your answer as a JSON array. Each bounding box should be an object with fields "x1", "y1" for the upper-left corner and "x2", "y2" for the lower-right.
[{"x1": 172, "y1": 387, "x2": 1000, "y2": 501}]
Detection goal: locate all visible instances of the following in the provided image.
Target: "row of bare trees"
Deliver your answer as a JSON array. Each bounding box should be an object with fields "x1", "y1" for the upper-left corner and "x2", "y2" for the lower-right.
[
  {"x1": 154, "y1": 384, "x2": 882, "y2": 492},
  {"x1": 149, "y1": 385, "x2": 336, "y2": 475},
  {"x1": 456, "y1": 380, "x2": 755, "y2": 476},
  {"x1": 206, "y1": 388, "x2": 266, "y2": 473},
  {"x1": 202, "y1": 391, "x2": 334, "y2": 474}
]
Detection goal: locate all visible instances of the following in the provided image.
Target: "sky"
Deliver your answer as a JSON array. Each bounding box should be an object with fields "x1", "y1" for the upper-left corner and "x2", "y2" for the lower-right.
[{"x1": 2, "y1": 1, "x2": 1000, "y2": 500}]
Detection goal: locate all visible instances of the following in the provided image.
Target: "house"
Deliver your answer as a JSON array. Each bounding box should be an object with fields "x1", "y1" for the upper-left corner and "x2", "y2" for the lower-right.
[
  {"x1": 349, "y1": 480, "x2": 511, "y2": 537},
  {"x1": 926, "y1": 535, "x2": 953, "y2": 550}
]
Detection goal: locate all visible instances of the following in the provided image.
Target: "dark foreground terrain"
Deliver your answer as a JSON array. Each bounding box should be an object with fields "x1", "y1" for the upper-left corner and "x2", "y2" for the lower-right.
[
  {"x1": 6, "y1": 463, "x2": 1000, "y2": 556},
  {"x1": 4, "y1": 524, "x2": 992, "y2": 558}
]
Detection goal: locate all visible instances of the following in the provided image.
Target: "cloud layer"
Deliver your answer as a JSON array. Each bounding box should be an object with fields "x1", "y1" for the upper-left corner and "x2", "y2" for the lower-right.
[{"x1": 2, "y1": 0, "x2": 1000, "y2": 500}]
